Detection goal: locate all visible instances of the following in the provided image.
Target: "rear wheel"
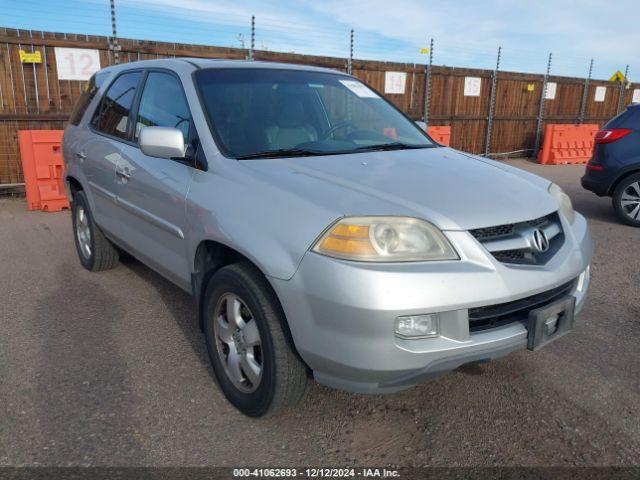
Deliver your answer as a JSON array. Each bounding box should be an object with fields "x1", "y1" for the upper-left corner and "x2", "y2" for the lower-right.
[
  {"x1": 203, "y1": 263, "x2": 308, "y2": 417},
  {"x1": 613, "y1": 173, "x2": 640, "y2": 227},
  {"x1": 72, "y1": 191, "x2": 119, "y2": 271}
]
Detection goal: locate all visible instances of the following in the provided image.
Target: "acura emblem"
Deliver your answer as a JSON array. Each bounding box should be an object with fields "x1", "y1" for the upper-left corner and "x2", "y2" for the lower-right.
[{"x1": 531, "y1": 229, "x2": 550, "y2": 253}]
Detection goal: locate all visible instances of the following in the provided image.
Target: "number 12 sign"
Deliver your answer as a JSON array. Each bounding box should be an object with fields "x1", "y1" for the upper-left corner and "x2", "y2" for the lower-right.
[{"x1": 54, "y1": 47, "x2": 101, "y2": 81}]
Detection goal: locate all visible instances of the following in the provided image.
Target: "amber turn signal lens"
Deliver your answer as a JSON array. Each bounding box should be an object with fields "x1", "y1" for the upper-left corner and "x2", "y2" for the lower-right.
[
  {"x1": 330, "y1": 223, "x2": 369, "y2": 238},
  {"x1": 317, "y1": 224, "x2": 375, "y2": 256}
]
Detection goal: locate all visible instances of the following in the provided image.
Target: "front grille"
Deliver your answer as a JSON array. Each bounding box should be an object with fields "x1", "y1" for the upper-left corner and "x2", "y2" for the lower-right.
[
  {"x1": 527, "y1": 216, "x2": 548, "y2": 228},
  {"x1": 468, "y1": 278, "x2": 577, "y2": 332},
  {"x1": 469, "y1": 213, "x2": 564, "y2": 265},
  {"x1": 470, "y1": 216, "x2": 552, "y2": 241},
  {"x1": 493, "y1": 249, "x2": 526, "y2": 262},
  {"x1": 470, "y1": 224, "x2": 515, "y2": 241}
]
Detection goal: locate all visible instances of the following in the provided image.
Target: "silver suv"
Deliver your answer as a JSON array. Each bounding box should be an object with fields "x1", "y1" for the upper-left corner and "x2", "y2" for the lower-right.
[{"x1": 63, "y1": 59, "x2": 593, "y2": 417}]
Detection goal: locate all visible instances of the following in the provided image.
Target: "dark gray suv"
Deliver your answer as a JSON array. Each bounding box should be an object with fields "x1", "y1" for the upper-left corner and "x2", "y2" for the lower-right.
[{"x1": 582, "y1": 104, "x2": 640, "y2": 226}]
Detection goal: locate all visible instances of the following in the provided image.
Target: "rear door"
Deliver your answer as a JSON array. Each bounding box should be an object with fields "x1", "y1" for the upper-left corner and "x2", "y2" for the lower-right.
[
  {"x1": 83, "y1": 71, "x2": 143, "y2": 236},
  {"x1": 113, "y1": 70, "x2": 195, "y2": 289}
]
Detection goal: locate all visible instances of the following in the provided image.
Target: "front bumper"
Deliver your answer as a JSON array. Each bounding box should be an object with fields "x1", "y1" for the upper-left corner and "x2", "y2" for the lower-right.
[{"x1": 270, "y1": 212, "x2": 593, "y2": 393}]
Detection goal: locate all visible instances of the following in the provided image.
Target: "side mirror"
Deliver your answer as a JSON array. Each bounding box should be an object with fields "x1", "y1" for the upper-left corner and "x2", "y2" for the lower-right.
[
  {"x1": 415, "y1": 120, "x2": 427, "y2": 131},
  {"x1": 139, "y1": 126, "x2": 186, "y2": 159}
]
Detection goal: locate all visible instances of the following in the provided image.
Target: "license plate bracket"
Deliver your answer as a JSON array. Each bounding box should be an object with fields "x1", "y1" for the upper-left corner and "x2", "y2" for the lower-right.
[{"x1": 527, "y1": 296, "x2": 576, "y2": 351}]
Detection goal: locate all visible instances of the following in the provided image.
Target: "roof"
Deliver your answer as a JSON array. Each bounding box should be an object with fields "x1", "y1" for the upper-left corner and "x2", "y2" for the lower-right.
[{"x1": 101, "y1": 58, "x2": 345, "y2": 75}]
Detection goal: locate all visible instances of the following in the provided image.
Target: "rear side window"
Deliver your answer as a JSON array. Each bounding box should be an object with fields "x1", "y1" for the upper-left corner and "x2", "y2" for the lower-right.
[
  {"x1": 91, "y1": 71, "x2": 142, "y2": 140},
  {"x1": 605, "y1": 107, "x2": 640, "y2": 129},
  {"x1": 134, "y1": 72, "x2": 191, "y2": 143},
  {"x1": 69, "y1": 72, "x2": 107, "y2": 125}
]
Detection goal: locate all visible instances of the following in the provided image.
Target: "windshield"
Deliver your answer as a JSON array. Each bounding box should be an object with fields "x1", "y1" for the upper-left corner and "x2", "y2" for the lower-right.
[{"x1": 194, "y1": 68, "x2": 435, "y2": 159}]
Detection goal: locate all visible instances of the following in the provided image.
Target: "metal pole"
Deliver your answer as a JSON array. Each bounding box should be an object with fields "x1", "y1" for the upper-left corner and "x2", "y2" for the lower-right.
[
  {"x1": 0, "y1": 182, "x2": 26, "y2": 189},
  {"x1": 578, "y1": 59, "x2": 593, "y2": 124},
  {"x1": 423, "y1": 37, "x2": 434, "y2": 126},
  {"x1": 29, "y1": 31, "x2": 39, "y2": 113},
  {"x1": 109, "y1": 0, "x2": 120, "y2": 64},
  {"x1": 484, "y1": 46, "x2": 501, "y2": 156},
  {"x1": 347, "y1": 29, "x2": 353, "y2": 74},
  {"x1": 533, "y1": 52, "x2": 552, "y2": 159},
  {"x1": 409, "y1": 65, "x2": 415, "y2": 109},
  {"x1": 5, "y1": 43, "x2": 17, "y2": 113},
  {"x1": 17, "y1": 31, "x2": 28, "y2": 114},
  {"x1": 617, "y1": 64, "x2": 629, "y2": 113},
  {"x1": 248, "y1": 15, "x2": 255, "y2": 60},
  {"x1": 42, "y1": 36, "x2": 51, "y2": 109},
  {"x1": 346, "y1": 29, "x2": 354, "y2": 121},
  {"x1": 63, "y1": 32, "x2": 71, "y2": 107}
]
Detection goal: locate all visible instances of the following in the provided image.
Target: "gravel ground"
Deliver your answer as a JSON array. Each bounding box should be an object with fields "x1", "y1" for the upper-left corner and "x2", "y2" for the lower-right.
[{"x1": 1, "y1": 159, "x2": 639, "y2": 467}]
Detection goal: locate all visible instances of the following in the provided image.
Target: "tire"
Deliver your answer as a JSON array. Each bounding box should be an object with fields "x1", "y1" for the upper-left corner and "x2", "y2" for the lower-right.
[
  {"x1": 203, "y1": 263, "x2": 308, "y2": 417},
  {"x1": 612, "y1": 173, "x2": 640, "y2": 227},
  {"x1": 71, "y1": 190, "x2": 119, "y2": 271}
]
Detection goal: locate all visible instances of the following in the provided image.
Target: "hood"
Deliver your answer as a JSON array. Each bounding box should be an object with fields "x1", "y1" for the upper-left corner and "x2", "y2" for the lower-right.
[{"x1": 241, "y1": 147, "x2": 558, "y2": 231}]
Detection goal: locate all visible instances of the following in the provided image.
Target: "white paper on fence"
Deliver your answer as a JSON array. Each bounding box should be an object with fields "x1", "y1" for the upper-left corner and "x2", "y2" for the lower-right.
[
  {"x1": 339, "y1": 79, "x2": 379, "y2": 98},
  {"x1": 384, "y1": 71, "x2": 407, "y2": 94},
  {"x1": 463, "y1": 77, "x2": 481, "y2": 96},
  {"x1": 594, "y1": 86, "x2": 607, "y2": 102},
  {"x1": 545, "y1": 82, "x2": 557, "y2": 100},
  {"x1": 54, "y1": 47, "x2": 101, "y2": 81},
  {"x1": 632, "y1": 89, "x2": 640, "y2": 103}
]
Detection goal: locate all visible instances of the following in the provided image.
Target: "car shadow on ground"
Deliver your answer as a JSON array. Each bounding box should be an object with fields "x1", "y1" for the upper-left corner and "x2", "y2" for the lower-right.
[
  {"x1": 116, "y1": 253, "x2": 334, "y2": 409},
  {"x1": 117, "y1": 254, "x2": 216, "y2": 383},
  {"x1": 32, "y1": 262, "x2": 146, "y2": 464}
]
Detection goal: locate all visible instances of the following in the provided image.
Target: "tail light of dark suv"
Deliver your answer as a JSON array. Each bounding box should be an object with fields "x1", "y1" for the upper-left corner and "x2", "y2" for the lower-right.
[{"x1": 594, "y1": 128, "x2": 632, "y2": 144}]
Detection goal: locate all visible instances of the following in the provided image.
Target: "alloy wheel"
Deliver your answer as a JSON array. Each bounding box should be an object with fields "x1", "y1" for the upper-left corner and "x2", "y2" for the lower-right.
[
  {"x1": 213, "y1": 293, "x2": 263, "y2": 393},
  {"x1": 620, "y1": 181, "x2": 640, "y2": 220},
  {"x1": 75, "y1": 204, "x2": 92, "y2": 259}
]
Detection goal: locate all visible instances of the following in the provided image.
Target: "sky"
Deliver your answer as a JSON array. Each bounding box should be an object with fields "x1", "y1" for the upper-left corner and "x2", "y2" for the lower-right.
[{"x1": 2, "y1": 0, "x2": 639, "y2": 80}]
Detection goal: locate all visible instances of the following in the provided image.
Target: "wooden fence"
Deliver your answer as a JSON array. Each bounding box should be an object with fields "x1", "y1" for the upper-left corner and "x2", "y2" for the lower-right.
[{"x1": 0, "y1": 27, "x2": 636, "y2": 185}]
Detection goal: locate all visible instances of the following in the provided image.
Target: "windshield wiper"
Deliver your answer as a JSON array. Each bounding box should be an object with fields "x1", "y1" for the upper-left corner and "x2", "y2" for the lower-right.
[
  {"x1": 236, "y1": 142, "x2": 433, "y2": 159},
  {"x1": 352, "y1": 142, "x2": 432, "y2": 152},
  {"x1": 235, "y1": 148, "x2": 326, "y2": 160}
]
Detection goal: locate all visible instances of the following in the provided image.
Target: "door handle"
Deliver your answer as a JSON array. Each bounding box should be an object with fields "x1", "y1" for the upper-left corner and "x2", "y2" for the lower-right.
[
  {"x1": 76, "y1": 151, "x2": 86, "y2": 160},
  {"x1": 116, "y1": 168, "x2": 131, "y2": 181}
]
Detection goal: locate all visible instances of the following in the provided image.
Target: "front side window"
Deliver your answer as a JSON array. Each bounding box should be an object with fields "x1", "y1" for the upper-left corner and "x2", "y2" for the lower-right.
[
  {"x1": 91, "y1": 71, "x2": 142, "y2": 140},
  {"x1": 194, "y1": 68, "x2": 434, "y2": 159},
  {"x1": 135, "y1": 72, "x2": 191, "y2": 143}
]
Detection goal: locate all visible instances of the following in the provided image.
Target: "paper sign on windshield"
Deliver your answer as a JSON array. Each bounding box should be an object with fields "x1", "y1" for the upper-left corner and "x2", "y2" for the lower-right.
[{"x1": 339, "y1": 80, "x2": 379, "y2": 98}]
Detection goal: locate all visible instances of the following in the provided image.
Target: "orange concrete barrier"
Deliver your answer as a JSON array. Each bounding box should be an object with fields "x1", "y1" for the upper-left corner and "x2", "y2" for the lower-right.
[
  {"x1": 537, "y1": 124, "x2": 599, "y2": 165},
  {"x1": 426, "y1": 126, "x2": 451, "y2": 146},
  {"x1": 18, "y1": 130, "x2": 69, "y2": 212}
]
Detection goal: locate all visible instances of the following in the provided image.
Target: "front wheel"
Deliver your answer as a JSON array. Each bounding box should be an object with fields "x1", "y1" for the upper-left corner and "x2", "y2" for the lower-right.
[
  {"x1": 612, "y1": 173, "x2": 640, "y2": 227},
  {"x1": 203, "y1": 263, "x2": 308, "y2": 417}
]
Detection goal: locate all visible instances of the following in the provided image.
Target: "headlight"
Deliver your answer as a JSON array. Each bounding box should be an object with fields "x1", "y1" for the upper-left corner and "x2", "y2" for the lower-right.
[
  {"x1": 548, "y1": 183, "x2": 575, "y2": 224},
  {"x1": 312, "y1": 216, "x2": 458, "y2": 262}
]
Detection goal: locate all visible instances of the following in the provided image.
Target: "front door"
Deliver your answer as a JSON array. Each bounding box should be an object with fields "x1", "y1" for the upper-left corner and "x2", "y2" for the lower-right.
[{"x1": 113, "y1": 71, "x2": 195, "y2": 289}]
